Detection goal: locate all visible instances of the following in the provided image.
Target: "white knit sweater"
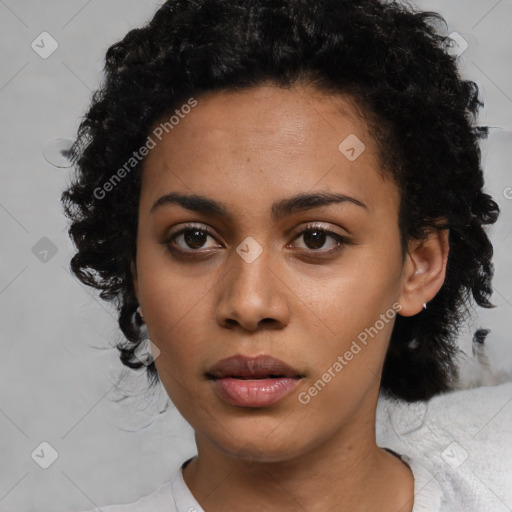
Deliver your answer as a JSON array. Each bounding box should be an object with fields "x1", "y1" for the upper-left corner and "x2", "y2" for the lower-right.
[
  {"x1": 79, "y1": 381, "x2": 512, "y2": 512},
  {"x1": 375, "y1": 381, "x2": 512, "y2": 511}
]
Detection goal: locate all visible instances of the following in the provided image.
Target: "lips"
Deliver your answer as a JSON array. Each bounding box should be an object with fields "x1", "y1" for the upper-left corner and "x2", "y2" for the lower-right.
[
  {"x1": 206, "y1": 355, "x2": 304, "y2": 408},
  {"x1": 206, "y1": 354, "x2": 304, "y2": 380}
]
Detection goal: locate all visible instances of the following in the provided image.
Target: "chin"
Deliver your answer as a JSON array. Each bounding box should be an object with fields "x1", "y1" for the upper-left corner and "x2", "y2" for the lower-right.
[{"x1": 207, "y1": 426, "x2": 307, "y2": 464}]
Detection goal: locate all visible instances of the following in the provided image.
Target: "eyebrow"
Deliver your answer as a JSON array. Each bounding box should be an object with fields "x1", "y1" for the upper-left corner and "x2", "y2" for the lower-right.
[{"x1": 150, "y1": 190, "x2": 368, "y2": 221}]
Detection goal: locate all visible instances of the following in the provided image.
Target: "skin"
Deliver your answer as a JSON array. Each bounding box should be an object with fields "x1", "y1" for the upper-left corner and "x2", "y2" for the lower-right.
[{"x1": 130, "y1": 82, "x2": 450, "y2": 512}]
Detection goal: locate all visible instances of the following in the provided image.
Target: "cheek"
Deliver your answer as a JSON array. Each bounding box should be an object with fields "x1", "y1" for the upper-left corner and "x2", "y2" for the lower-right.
[
  {"x1": 136, "y1": 259, "x2": 216, "y2": 374},
  {"x1": 296, "y1": 281, "x2": 398, "y2": 421},
  {"x1": 313, "y1": 257, "x2": 401, "y2": 330},
  {"x1": 146, "y1": 287, "x2": 210, "y2": 366},
  {"x1": 302, "y1": 249, "x2": 402, "y2": 373},
  {"x1": 137, "y1": 234, "x2": 211, "y2": 321},
  {"x1": 149, "y1": 308, "x2": 209, "y2": 413}
]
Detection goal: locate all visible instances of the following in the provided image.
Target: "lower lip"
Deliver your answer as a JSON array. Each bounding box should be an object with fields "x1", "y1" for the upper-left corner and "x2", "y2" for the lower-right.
[{"x1": 211, "y1": 377, "x2": 302, "y2": 407}]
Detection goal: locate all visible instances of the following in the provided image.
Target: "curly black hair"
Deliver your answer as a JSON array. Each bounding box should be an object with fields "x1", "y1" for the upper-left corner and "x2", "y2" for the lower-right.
[{"x1": 60, "y1": 0, "x2": 499, "y2": 402}]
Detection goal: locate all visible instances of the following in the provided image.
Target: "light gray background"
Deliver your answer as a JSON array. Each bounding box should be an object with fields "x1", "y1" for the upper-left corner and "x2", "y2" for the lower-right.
[{"x1": 1, "y1": 1, "x2": 511, "y2": 510}]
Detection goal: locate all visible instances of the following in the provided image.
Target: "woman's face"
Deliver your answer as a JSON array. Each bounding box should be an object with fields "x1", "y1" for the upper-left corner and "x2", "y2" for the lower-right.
[{"x1": 131, "y1": 84, "x2": 411, "y2": 462}]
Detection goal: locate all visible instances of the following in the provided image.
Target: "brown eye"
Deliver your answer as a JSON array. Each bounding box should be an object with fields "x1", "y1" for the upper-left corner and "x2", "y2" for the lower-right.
[
  {"x1": 164, "y1": 224, "x2": 221, "y2": 252},
  {"x1": 302, "y1": 229, "x2": 330, "y2": 250},
  {"x1": 291, "y1": 224, "x2": 350, "y2": 253},
  {"x1": 181, "y1": 228, "x2": 209, "y2": 249}
]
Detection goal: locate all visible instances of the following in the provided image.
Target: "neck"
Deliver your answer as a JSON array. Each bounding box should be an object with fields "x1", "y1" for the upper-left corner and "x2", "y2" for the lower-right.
[{"x1": 182, "y1": 390, "x2": 415, "y2": 512}]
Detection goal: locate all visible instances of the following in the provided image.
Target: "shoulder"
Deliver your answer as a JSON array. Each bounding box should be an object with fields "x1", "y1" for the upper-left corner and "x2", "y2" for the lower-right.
[
  {"x1": 376, "y1": 382, "x2": 512, "y2": 511},
  {"x1": 76, "y1": 478, "x2": 175, "y2": 512},
  {"x1": 75, "y1": 458, "x2": 203, "y2": 512}
]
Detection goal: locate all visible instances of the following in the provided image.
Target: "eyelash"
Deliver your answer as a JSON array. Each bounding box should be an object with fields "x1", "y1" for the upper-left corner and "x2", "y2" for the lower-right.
[{"x1": 163, "y1": 222, "x2": 352, "y2": 257}]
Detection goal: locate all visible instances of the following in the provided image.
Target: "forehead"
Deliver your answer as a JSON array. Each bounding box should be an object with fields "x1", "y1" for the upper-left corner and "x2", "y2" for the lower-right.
[
  {"x1": 146, "y1": 84, "x2": 374, "y2": 163},
  {"x1": 139, "y1": 84, "x2": 397, "y2": 220}
]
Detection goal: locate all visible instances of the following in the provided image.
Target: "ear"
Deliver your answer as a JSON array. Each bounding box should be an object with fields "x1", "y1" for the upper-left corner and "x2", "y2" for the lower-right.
[
  {"x1": 397, "y1": 227, "x2": 450, "y2": 317},
  {"x1": 130, "y1": 259, "x2": 140, "y2": 303}
]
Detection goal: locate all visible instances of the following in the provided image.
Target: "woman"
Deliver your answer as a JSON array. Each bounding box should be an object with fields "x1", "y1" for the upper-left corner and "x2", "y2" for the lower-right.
[{"x1": 62, "y1": 0, "x2": 512, "y2": 510}]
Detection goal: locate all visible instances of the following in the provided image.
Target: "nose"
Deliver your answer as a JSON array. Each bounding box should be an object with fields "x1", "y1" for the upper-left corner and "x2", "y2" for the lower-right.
[{"x1": 215, "y1": 246, "x2": 290, "y2": 332}]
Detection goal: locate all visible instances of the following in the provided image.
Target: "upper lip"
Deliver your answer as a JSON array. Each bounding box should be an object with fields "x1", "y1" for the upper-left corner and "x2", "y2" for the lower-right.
[{"x1": 206, "y1": 354, "x2": 304, "y2": 379}]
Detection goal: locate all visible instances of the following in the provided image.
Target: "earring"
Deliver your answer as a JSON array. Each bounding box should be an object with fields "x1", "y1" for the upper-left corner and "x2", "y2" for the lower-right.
[
  {"x1": 422, "y1": 302, "x2": 427, "y2": 310},
  {"x1": 136, "y1": 305, "x2": 145, "y2": 322}
]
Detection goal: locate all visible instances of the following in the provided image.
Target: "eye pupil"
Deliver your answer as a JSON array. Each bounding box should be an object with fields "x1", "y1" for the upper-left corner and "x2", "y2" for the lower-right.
[
  {"x1": 304, "y1": 229, "x2": 326, "y2": 249},
  {"x1": 184, "y1": 229, "x2": 207, "y2": 249}
]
